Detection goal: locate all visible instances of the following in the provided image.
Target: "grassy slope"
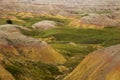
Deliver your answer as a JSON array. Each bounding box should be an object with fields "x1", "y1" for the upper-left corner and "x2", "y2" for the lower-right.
[{"x1": 3, "y1": 59, "x2": 61, "y2": 80}]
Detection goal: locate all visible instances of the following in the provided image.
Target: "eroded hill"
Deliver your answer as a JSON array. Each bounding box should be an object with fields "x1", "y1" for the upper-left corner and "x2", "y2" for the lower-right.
[
  {"x1": 64, "y1": 45, "x2": 120, "y2": 80},
  {"x1": 0, "y1": 24, "x2": 66, "y2": 64},
  {"x1": 0, "y1": 24, "x2": 67, "y2": 80}
]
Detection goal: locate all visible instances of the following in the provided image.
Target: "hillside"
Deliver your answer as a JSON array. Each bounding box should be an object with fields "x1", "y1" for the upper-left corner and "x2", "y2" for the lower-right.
[
  {"x1": 0, "y1": 24, "x2": 67, "y2": 80},
  {"x1": 64, "y1": 45, "x2": 120, "y2": 80},
  {"x1": 0, "y1": 24, "x2": 66, "y2": 64}
]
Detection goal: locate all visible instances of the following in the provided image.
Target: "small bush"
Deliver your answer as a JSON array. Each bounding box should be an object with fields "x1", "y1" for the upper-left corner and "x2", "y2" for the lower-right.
[{"x1": 6, "y1": 20, "x2": 13, "y2": 24}]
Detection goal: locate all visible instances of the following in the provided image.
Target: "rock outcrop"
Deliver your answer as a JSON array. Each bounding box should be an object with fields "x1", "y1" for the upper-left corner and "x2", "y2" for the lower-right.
[
  {"x1": 69, "y1": 12, "x2": 120, "y2": 28},
  {"x1": 64, "y1": 45, "x2": 120, "y2": 80},
  {"x1": 80, "y1": 13, "x2": 120, "y2": 27},
  {"x1": 32, "y1": 20, "x2": 56, "y2": 30}
]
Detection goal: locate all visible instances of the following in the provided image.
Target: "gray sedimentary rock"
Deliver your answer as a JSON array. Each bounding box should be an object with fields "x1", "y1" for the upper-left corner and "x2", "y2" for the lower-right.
[{"x1": 0, "y1": 0, "x2": 120, "y2": 13}]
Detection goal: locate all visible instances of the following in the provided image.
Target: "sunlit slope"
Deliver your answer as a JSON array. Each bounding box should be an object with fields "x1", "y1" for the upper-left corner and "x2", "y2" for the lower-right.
[{"x1": 64, "y1": 45, "x2": 120, "y2": 80}]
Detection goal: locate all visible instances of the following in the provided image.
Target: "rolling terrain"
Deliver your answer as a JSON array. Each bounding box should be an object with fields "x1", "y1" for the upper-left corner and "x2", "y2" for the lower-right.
[
  {"x1": 0, "y1": 0, "x2": 120, "y2": 80},
  {"x1": 0, "y1": 11, "x2": 120, "y2": 80}
]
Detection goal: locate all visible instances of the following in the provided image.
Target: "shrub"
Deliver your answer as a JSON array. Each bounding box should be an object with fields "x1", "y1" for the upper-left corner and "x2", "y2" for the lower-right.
[{"x1": 6, "y1": 20, "x2": 13, "y2": 24}]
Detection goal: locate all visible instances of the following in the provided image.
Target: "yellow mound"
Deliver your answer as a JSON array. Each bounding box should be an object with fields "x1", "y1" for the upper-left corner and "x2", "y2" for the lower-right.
[
  {"x1": 64, "y1": 45, "x2": 120, "y2": 80},
  {"x1": 17, "y1": 12, "x2": 34, "y2": 18},
  {"x1": 69, "y1": 19, "x2": 104, "y2": 29}
]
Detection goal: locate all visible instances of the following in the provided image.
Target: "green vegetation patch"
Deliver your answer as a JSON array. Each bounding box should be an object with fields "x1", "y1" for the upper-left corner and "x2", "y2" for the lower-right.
[
  {"x1": 4, "y1": 60, "x2": 61, "y2": 80},
  {"x1": 20, "y1": 27, "x2": 120, "y2": 46}
]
